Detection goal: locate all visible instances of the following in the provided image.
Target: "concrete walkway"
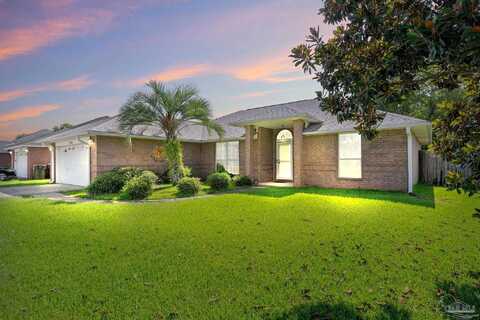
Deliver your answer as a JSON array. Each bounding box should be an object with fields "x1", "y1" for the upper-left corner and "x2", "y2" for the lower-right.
[{"x1": 0, "y1": 184, "x2": 82, "y2": 196}]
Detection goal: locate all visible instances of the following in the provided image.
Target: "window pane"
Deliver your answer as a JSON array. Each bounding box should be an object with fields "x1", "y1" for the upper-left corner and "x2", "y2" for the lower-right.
[
  {"x1": 216, "y1": 142, "x2": 226, "y2": 161},
  {"x1": 228, "y1": 141, "x2": 239, "y2": 174},
  {"x1": 339, "y1": 133, "x2": 361, "y2": 159},
  {"x1": 339, "y1": 159, "x2": 362, "y2": 178},
  {"x1": 216, "y1": 141, "x2": 239, "y2": 174}
]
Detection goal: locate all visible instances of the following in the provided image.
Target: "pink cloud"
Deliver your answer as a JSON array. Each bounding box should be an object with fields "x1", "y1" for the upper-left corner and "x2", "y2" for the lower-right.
[
  {"x1": 0, "y1": 89, "x2": 31, "y2": 103},
  {"x1": 0, "y1": 75, "x2": 93, "y2": 102},
  {"x1": 55, "y1": 75, "x2": 94, "y2": 91},
  {"x1": 234, "y1": 89, "x2": 281, "y2": 99},
  {"x1": 126, "y1": 64, "x2": 211, "y2": 86},
  {"x1": 123, "y1": 50, "x2": 308, "y2": 86},
  {"x1": 226, "y1": 54, "x2": 305, "y2": 83},
  {"x1": 0, "y1": 104, "x2": 61, "y2": 122},
  {"x1": 0, "y1": 10, "x2": 115, "y2": 61}
]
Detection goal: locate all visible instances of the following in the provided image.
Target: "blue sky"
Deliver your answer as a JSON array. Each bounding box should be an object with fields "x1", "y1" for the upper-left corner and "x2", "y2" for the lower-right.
[{"x1": 0, "y1": 0, "x2": 334, "y2": 140}]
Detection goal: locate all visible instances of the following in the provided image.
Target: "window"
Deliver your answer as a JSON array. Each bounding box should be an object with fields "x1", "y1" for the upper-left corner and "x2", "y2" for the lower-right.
[
  {"x1": 216, "y1": 141, "x2": 239, "y2": 174},
  {"x1": 338, "y1": 133, "x2": 362, "y2": 179}
]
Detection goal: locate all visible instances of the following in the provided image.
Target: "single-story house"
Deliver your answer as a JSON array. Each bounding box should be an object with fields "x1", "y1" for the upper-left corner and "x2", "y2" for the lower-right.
[
  {"x1": 6, "y1": 130, "x2": 54, "y2": 179},
  {"x1": 36, "y1": 99, "x2": 431, "y2": 192},
  {"x1": 0, "y1": 141, "x2": 12, "y2": 168}
]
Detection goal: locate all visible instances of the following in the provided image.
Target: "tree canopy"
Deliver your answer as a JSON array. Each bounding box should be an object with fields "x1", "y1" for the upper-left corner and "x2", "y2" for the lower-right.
[
  {"x1": 119, "y1": 81, "x2": 223, "y2": 183},
  {"x1": 291, "y1": 0, "x2": 480, "y2": 198}
]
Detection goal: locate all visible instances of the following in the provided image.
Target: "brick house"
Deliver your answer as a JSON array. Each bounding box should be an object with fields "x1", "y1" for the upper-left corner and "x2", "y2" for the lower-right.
[
  {"x1": 36, "y1": 99, "x2": 431, "y2": 192},
  {"x1": 0, "y1": 141, "x2": 12, "y2": 168},
  {"x1": 6, "y1": 130, "x2": 53, "y2": 179}
]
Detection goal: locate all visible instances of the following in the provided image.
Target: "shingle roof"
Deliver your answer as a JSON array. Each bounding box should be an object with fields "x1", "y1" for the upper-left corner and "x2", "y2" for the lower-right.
[
  {"x1": 35, "y1": 116, "x2": 112, "y2": 143},
  {"x1": 33, "y1": 98, "x2": 431, "y2": 145},
  {"x1": 219, "y1": 99, "x2": 429, "y2": 134},
  {"x1": 6, "y1": 129, "x2": 54, "y2": 149},
  {"x1": 0, "y1": 141, "x2": 11, "y2": 153}
]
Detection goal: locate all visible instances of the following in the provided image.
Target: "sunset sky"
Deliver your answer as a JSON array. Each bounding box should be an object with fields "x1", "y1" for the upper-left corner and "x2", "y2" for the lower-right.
[{"x1": 0, "y1": 0, "x2": 334, "y2": 140}]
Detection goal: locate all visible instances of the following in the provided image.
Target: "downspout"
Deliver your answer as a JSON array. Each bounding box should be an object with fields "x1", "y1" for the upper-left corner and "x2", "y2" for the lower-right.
[{"x1": 406, "y1": 127, "x2": 413, "y2": 194}]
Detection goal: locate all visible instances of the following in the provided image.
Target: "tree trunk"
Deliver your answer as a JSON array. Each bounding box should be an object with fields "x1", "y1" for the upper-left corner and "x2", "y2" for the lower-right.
[{"x1": 165, "y1": 138, "x2": 185, "y2": 184}]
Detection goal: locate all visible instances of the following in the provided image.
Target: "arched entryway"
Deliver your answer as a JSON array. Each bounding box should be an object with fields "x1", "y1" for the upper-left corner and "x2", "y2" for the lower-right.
[{"x1": 276, "y1": 129, "x2": 293, "y2": 180}]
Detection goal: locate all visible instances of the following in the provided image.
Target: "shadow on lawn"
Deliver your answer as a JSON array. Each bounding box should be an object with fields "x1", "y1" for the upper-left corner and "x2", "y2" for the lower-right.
[
  {"x1": 268, "y1": 301, "x2": 411, "y2": 320},
  {"x1": 245, "y1": 184, "x2": 435, "y2": 208},
  {"x1": 436, "y1": 278, "x2": 480, "y2": 314}
]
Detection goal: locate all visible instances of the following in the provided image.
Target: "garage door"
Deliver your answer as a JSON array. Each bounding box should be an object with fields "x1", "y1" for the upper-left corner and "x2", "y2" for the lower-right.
[
  {"x1": 14, "y1": 150, "x2": 28, "y2": 178},
  {"x1": 56, "y1": 143, "x2": 90, "y2": 186}
]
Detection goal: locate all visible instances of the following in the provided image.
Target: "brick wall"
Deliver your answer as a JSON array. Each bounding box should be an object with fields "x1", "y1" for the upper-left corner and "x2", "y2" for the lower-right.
[
  {"x1": 302, "y1": 129, "x2": 408, "y2": 191},
  {"x1": 193, "y1": 142, "x2": 216, "y2": 178},
  {"x1": 27, "y1": 147, "x2": 51, "y2": 179},
  {"x1": 0, "y1": 153, "x2": 11, "y2": 168},
  {"x1": 92, "y1": 136, "x2": 215, "y2": 179}
]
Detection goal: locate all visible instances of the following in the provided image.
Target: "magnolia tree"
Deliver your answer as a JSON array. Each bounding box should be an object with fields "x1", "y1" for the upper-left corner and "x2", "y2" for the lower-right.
[{"x1": 291, "y1": 0, "x2": 480, "y2": 206}]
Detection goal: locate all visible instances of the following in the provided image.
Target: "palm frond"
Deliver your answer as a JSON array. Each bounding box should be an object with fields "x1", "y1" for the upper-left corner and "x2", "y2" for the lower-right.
[
  {"x1": 119, "y1": 92, "x2": 157, "y2": 132},
  {"x1": 119, "y1": 80, "x2": 221, "y2": 138}
]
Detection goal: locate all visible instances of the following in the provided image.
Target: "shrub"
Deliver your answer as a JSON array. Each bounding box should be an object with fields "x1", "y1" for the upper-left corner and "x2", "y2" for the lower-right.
[
  {"x1": 206, "y1": 172, "x2": 231, "y2": 191},
  {"x1": 216, "y1": 163, "x2": 227, "y2": 173},
  {"x1": 158, "y1": 170, "x2": 170, "y2": 184},
  {"x1": 114, "y1": 167, "x2": 143, "y2": 180},
  {"x1": 216, "y1": 163, "x2": 235, "y2": 178},
  {"x1": 183, "y1": 166, "x2": 192, "y2": 178},
  {"x1": 141, "y1": 170, "x2": 158, "y2": 185},
  {"x1": 87, "y1": 171, "x2": 126, "y2": 195},
  {"x1": 233, "y1": 175, "x2": 253, "y2": 186},
  {"x1": 121, "y1": 175, "x2": 153, "y2": 200},
  {"x1": 177, "y1": 177, "x2": 201, "y2": 197}
]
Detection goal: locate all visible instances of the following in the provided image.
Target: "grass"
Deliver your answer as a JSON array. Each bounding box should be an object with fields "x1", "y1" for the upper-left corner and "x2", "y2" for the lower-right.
[
  {"x1": 0, "y1": 185, "x2": 479, "y2": 319},
  {"x1": 0, "y1": 179, "x2": 49, "y2": 188},
  {"x1": 64, "y1": 183, "x2": 216, "y2": 200}
]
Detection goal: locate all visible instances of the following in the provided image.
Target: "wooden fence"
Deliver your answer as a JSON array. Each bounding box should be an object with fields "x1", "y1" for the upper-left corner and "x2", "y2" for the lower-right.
[{"x1": 419, "y1": 150, "x2": 472, "y2": 185}]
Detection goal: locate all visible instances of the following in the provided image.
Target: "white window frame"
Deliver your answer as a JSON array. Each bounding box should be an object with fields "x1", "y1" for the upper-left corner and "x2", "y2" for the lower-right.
[
  {"x1": 338, "y1": 132, "x2": 362, "y2": 179},
  {"x1": 215, "y1": 141, "x2": 239, "y2": 174}
]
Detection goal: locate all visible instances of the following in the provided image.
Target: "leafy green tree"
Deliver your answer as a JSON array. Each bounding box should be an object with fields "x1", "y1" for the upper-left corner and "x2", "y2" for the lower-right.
[
  {"x1": 52, "y1": 123, "x2": 73, "y2": 132},
  {"x1": 119, "y1": 81, "x2": 224, "y2": 183},
  {"x1": 291, "y1": 0, "x2": 480, "y2": 202}
]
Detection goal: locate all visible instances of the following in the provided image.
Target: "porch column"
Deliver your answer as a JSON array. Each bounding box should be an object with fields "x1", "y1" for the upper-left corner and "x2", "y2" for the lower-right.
[
  {"x1": 256, "y1": 127, "x2": 274, "y2": 182},
  {"x1": 293, "y1": 119, "x2": 304, "y2": 187},
  {"x1": 10, "y1": 150, "x2": 14, "y2": 169},
  {"x1": 245, "y1": 125, "x2": 255, "y2": 179},
  {"x1": 49, "y1": 144, "x2": 55, "y2": 184}
]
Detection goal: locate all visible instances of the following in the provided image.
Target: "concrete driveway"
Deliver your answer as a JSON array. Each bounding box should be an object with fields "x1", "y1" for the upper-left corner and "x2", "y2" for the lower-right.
[{"x1": 0, "y1": 184, "x2": 83, "y2": 197}]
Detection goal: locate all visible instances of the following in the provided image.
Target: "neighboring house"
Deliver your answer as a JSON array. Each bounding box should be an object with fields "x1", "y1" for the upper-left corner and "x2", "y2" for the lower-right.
[
  {"x1": 0, "y1": 141, "x2": 12, "y2": 168},
  {"x1": 36, "y1": 99, "x2": 431, "y2": 192},
  {"x1": 6, "y1": 130, "x2": 54, "y2": 179}
]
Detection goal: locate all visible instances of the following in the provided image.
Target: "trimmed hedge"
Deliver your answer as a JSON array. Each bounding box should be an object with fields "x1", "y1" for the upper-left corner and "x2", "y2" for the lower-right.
[
  {"x1": 141, "y1": 170, "x2": 158, "y2": 185},
  {"x1": 113, "y1": 167, "x2": 143, "y2": 180},
  {"x1": 87, "y1": 167, "x2": 157, "y2": 196},
  {"x1": 87, "y1": 171, "x2": 126, "y2": 195},
  {"x1": 176, "y1": 177, "x2": 201, "y2": 197},
  {"x1": 206, "y1": 172, "x2": 231, "y2": 191},
  {"x1": 233, "y1": 175, "x2": 253, "y2": 186},
  {"x1": 121, "y1": 175, "x2": 153, "y2": 200}
]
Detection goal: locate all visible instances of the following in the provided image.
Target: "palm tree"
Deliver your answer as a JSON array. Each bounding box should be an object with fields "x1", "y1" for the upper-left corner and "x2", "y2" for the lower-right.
[{"x1": 119, "y1": 81, "x2": 224, "y2": 183}]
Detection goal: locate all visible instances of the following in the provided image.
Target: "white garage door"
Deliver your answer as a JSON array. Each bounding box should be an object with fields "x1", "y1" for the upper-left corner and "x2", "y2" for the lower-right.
[
  {"x1": 56, "y1": 143, "x2": 90, "y2": 186},
  {"x1": 14, "y1": 150, "x2": 28, "y2": 178}
]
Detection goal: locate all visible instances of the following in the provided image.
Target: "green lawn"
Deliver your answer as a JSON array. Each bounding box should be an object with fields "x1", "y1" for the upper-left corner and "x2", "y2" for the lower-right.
[
  {"x1": 1, "y1": 185, "x2": 479, "y2": 319},
  {"x1": 63, "y1": 183, "x2": 212, "y2": 200},
  {"x1": 0, "y1": 179, "x2": 49, "y2": 188}
]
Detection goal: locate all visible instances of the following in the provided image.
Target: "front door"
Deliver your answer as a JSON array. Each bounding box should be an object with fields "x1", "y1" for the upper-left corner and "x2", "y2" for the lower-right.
[{"x1": 276, "y1": 130, "x2": 293, "y2": 180}]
